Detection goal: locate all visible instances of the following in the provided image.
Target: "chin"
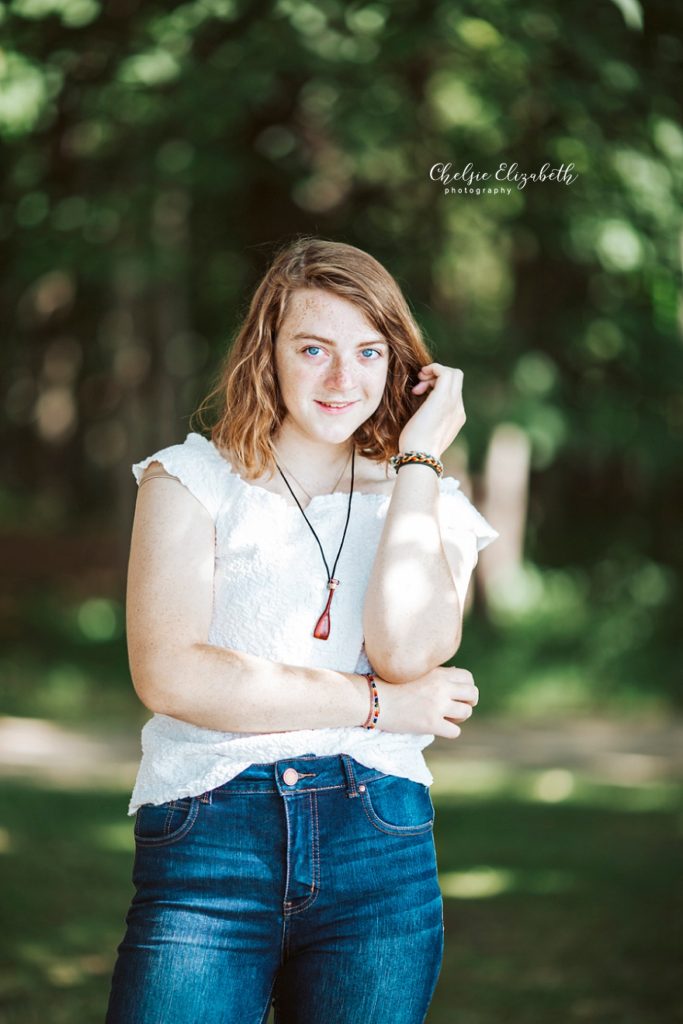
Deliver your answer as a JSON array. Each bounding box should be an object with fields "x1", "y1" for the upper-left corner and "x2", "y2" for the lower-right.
[{"x1": 308, "y1": 407, "x2": 366, "y2": 430}]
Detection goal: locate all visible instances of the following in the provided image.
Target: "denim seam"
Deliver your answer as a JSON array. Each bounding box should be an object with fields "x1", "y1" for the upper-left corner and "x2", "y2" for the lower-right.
[
  {"x1": 312, "y1": 791, "x2": 320, "y2": 896},
  {"x1": 216, "y1": 773, "x2": 387, "y2": 796},
  {"x1": 282, "y1": 791, "x2": 293, "y2": 911},
  {"x1": 358, "y1": 789, "x2": 434, "y2": 836},
  {"x1": 258, "y1": 973, "x2": 278, "y2": 1024},
  {"x1": 287, "y1": 780, "x2": 376, "y2": 794},
  {"x1": 134, "y1": 797, "x2": 201, "y2": 847},
  {"x1": 284, "y1": 791, "x2": 320, "y2": 916},
  {"x1": 219, "y1": 787, "x2": 279, "y2": 794},
  {"x1": 280, "y1": 907, "x2": 289, "y2": 966},
  {"x1": 340, "y1": 753, "x2": 359, "y2": 797},
  {"x1": 163, "y1": 802, "x2": 175, "y2": 834}
]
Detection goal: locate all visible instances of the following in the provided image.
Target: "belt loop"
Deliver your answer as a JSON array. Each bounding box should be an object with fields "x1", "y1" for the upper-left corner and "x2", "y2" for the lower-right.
[
  {"x1": 199, "y1": 790, "x2": 213, "y2": 804},
  {"x1": 340, "y1": 754, "x2": 360, "y2": 799}
]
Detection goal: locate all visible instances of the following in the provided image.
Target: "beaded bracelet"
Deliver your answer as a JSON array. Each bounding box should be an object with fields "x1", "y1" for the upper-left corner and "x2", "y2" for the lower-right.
[
  {"x1": 362, "y1": 672, "x2": 380, "y2": 729},
  {"x1": 389, "y1": 450, "x2": 444, "y2": 477}
]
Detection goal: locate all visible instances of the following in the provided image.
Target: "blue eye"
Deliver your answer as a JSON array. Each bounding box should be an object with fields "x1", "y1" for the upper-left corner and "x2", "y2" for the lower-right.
[{"x1": 302, "y1": 345, "x2": 383, "y2": 359}]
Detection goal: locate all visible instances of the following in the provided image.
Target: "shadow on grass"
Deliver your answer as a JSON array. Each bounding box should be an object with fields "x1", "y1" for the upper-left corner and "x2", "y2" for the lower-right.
[
  {"x1": 0, "y1": 776, "x2": 678, "y2": 1024},
  {"x1": 0, "y1": 782, "x2": 133, "y2": 1024},
  {"x1": 432, "y1": 795, "x2": 679, "y2": 1024}
]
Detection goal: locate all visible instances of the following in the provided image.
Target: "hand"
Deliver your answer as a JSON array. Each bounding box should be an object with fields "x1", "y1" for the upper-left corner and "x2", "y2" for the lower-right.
[
  {"x1": 375, "y1": 665, "x2": 479, "y2": 739},
  {"x1": 398, "y1": 363, "x2": 466, "y2": 458}
]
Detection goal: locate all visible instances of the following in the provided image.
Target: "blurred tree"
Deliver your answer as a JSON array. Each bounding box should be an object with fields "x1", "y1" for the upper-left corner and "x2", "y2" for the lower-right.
[{"x1": 0, "y1": 0, "x2": 681, "y2": 707}]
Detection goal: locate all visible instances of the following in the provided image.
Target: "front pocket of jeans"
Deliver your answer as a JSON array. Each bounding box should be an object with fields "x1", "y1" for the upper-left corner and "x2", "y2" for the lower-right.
[
  {"x1": 359, "y1": 775, "x2": 435, "y2": 835},
  {"x1": 134, "y1": 796, "x2": 200, "y2": 847}
]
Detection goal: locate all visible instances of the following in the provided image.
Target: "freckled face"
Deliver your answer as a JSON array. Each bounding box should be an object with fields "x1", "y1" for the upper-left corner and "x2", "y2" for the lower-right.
[{"x1": 274, "y1": 288, "x2": 389, "y2": 442}]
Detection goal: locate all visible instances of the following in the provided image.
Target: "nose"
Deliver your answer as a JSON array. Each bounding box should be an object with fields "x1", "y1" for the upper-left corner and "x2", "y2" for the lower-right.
[{"x1": 324, "y1": 355, "x2": 356, "y2": 390}]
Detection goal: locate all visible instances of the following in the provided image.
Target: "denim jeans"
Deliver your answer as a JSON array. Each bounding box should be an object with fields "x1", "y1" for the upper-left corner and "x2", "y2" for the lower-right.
[{"x1": 105, "y1": 753, "x2": 444, "y2": 1024}]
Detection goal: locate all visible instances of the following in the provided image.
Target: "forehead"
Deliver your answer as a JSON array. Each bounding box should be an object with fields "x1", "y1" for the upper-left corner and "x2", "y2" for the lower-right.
[{"x1": 280, "y1": 288, "x2": 384, "y2": 340}]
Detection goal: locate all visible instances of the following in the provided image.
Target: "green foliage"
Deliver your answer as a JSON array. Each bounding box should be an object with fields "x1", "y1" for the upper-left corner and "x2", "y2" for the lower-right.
[{"x1": 0, "y1": 0, "x2": 681, "y2": 709}]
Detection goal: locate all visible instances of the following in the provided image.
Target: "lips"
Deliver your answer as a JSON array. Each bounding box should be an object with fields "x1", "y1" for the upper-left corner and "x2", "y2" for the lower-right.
[{"x1": 315, "y1": 400, "x2": 357, "y2": 409}]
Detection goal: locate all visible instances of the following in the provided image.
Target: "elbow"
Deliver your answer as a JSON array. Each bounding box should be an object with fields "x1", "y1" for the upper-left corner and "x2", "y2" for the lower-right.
[
  {"x1": 366, "y1": 651, "x2": 449, "y2": 685},
  {"x1": 366, "y1": 633, "x2": 462, "y2": 684},
  {"x1": 131, "y1": 674, "x2": 176, "y2": 717},
  {"x1": 376, "y1": 661, "x2": 425, "y2": 684},
  {"x1": 129, "y1": 656, "x2": 185, "y2": 718}
]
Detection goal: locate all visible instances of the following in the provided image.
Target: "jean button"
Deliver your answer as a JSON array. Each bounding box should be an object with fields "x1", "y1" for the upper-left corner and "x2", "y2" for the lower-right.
[{"x1": 283, "y1": 768, "x2": 299, "y2": 786}]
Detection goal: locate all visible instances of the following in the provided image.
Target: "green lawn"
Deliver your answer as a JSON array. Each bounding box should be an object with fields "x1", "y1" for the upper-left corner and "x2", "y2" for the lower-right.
[
  {"x1": 430, "y1": 772, "x2": 680, "y2": 1024},
  {"x1": 0, "y1": 765, "x2": 678, "y2": 1024}
]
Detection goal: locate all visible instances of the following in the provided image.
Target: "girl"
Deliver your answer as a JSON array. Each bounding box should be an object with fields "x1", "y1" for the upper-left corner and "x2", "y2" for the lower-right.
[{"x1": 105, "y1": 237, "x2": 499, "y2": 1024}]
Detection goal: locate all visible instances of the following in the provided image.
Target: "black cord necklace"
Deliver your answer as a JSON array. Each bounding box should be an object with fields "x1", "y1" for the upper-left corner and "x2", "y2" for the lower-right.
[{"x1": 274, "y1": 447, "x2": 356, "y2": 641}]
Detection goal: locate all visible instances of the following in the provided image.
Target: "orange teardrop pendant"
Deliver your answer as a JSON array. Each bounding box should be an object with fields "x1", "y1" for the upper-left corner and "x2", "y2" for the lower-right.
[{"x1": 313, "y1": 579, "x2": 339, "y2": 641}]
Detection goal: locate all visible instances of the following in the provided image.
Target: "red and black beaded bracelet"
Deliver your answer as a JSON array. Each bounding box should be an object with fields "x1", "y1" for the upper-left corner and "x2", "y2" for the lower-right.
[
  {"x1": 362, "y1": 672, "x2": 380, "y2": 729},
  {"x1": 389, "y1": 450, "x2": 444, "y2": 477}
]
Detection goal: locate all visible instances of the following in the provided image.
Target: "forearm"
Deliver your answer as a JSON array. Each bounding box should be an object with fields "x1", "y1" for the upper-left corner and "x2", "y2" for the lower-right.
[
  {"x1": 138, "y1": 641, "x2": 373, "y2": 733},
  {"x1": 363, "y1": 463, "x2": 460, "y2": 682}
]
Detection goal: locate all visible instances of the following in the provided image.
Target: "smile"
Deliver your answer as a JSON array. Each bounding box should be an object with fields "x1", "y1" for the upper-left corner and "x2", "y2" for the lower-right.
[{"x1": 314, "y1": 400, "x2": 358, "y2": 414}]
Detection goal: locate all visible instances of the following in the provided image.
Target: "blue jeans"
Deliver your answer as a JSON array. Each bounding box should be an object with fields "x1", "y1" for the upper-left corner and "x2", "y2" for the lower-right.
[{"x1": 105, "y1": 753, "x2": 444, "y2": 1024}]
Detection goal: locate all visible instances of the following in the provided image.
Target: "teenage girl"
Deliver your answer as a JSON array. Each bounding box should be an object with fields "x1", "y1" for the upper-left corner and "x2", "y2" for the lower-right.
[{"x1": 105, "y1": 237, "x2": 499, "y2": 1024}]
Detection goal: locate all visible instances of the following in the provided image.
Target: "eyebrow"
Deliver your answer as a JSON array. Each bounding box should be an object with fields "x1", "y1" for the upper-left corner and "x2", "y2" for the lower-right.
[{"x1": 292, "y1": 333, "x2": 388, "y2": 347}]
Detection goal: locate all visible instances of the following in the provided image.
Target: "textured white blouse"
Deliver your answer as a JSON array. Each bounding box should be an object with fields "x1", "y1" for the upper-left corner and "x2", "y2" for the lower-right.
[{"x1": 127, "y1": 431, "x2": 499, "y2": 814}]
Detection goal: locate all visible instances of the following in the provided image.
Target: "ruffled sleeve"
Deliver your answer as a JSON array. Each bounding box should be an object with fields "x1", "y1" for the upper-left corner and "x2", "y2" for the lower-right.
[
  {"x1": 131, "y1": 431, "x2": 233, "y2": 521},
  {"x1": 439, "y1": 475, "x2": 499, "y2": 553}
]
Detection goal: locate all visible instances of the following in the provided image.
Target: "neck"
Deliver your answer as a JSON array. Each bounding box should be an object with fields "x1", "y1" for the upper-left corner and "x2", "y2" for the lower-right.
[{"x1": 271, "y1": 419, "x2": 354, "y2": 482}]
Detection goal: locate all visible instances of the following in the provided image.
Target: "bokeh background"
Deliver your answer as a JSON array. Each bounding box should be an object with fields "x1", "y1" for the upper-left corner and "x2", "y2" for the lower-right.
[{"x1": 1, "y1": 1, "x2": 681, "y2": 1021}]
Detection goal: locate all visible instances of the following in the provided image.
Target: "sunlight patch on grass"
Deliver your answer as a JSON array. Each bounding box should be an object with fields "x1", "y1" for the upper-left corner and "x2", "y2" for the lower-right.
[
  {"x1": 46, "y1": 953, "x2": 110, "y2": 987},
  {"x1": 87, "y1": 822, "x2": 134, "y2": 852},
  {"x1": 429, "y1": 759, "x2": 680, "y2": 812},
  {"x1": 590, "y1": 751, "x2": 674, "y2": 785},
  {"x1": 14, "y1": 942, "x2": 111, "y2": 987},
  {"x1": 440, "y1": 866, "x2": 512, "y2": 898},
  {"x1": 439, "y1": 865, "x2": 577, "y2": 899},
  {"x1": 430, "y1": 759, "x2": 511, "y2": 797},
  {"x1": 533, "y1": 769, "x2": 576, "y2": 802}
]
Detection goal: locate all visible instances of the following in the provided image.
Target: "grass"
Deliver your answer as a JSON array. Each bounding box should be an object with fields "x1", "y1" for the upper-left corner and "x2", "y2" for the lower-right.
[
  {"x1": 0, "y1": 762, "x2": 678, "y2": 1024},
  {"x1": 431, "y1": 787, "x2": 679, "y2": 1024}
]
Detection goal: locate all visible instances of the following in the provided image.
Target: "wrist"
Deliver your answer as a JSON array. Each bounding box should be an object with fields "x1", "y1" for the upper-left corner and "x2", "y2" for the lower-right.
[
  {"x1": 370, "y1": 678, "x2": 403, "y2": 734},
  {"x1": 360, "y1": 672, "x2": 380, "y2": 729},
  {"x1": 391, "y1": 450, "x2": 444, "y2": 479},
  {"x1": 397, "y1": 440, "x2": 443, "y2": 458}
]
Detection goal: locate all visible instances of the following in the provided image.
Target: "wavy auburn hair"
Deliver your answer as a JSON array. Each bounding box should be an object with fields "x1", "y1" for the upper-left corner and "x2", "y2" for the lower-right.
[{"x1": 190, "y1": 236, "x2": 434, "y2": 479}]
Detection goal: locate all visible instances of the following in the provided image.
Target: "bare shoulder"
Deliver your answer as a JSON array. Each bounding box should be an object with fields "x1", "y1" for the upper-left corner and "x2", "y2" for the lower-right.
[{"x1": 138, "y1": 461, "x2": 179, "y2": 485}]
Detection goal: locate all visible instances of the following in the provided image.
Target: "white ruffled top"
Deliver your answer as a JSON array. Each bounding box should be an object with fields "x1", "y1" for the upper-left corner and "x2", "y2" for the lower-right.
[{"x1": 127, "y1": 431, "x2": 499, "y2": 813}]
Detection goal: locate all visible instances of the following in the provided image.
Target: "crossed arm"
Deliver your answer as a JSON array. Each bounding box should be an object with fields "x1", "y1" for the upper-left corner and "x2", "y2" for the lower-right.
[
  {"x1": 127, "y1": 463, "x2": 478, "y2": 731},
  {"x1": 363, "y1": 462, "x2": 478, "y2": 683}
]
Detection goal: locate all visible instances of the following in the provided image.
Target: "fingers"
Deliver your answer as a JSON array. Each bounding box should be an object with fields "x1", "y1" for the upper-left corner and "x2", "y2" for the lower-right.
[
  {"x1": 418, "y1": 363, "x2": 463, "y2": 378},
  {"x1": 433, "y1": 667, "x2": 479, "y2": 737},
  {"x1": 416, "y1": 365, "x2": 464, "y2": 394},
  {"x1": 415, "y1": 368, "x2": 439, "y2": 385},
  {"x1": 449, "y1": 668, "x2": 478, "y2": 706},
  {"x1": 449, "y1": 700, "x2": 474, "y2": 722},
  {"x1": 441, "y1": 721, "x2": 462, "y2": 738},
  {"x1": 464, "y1": 684, "x2": 479, "y2": 706},
  {"x1": 439, "y1": 697, "x2": 474, "y2": 738}
]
